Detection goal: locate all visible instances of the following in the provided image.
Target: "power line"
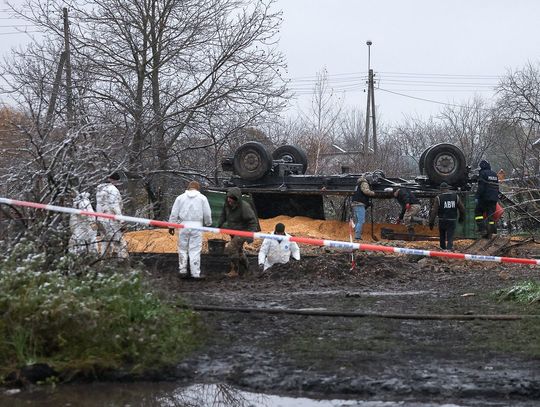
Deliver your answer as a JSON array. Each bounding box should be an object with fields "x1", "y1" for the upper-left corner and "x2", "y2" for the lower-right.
[
  {"x1": 378, "y1": 71, "x2": 502, "y2": 79},
  {"x1": 377, "y1": 87, "x2": 493, "y2": 110},
  {"x1": 377, "y1": 88, "x2": 495, "y2": 93},
  {"x1": 0, "y1": 24, "x2": 37, "y2": 28},
  {"x1": 0, "y1": 30, "x2": 40, "y2": 35},
  {"x1": 287, "y1": 70, "x2": 503, "y2": 83},
  {"x1": 378, "y1": 79, "x2": 497, "y2": 87}
]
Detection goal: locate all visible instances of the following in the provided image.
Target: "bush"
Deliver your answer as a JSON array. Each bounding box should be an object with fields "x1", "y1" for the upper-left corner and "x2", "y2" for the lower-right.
[
  {"x1": 496, "y1": 281, "x2": 540, "y2": 305},
  {"x1": 0, "y1": 239, "x2": 200, "y2": 380}
]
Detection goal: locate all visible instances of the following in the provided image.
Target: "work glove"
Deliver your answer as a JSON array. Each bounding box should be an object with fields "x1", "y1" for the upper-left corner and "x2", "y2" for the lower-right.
[
  {"x1": 168, "y1": 228, "x2": 175, "y2": 236},
  {"x1": 429, "y1": 223, "x2": 434, "y2": 230},
  {"x1": 405, "y1": 203, "x2": 411, "y2": 210}
]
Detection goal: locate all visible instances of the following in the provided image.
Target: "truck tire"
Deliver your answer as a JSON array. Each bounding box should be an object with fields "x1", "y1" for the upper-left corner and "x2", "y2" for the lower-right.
[
  {"x1": 272, "y1": 145, "x2": 308, "y2": 174},
  {"x1": 424, "y1": 143, "x2": 467, "y2": 185},
  {"x1": 233, "y1": 141, "x2": 273, "y2": 181},
  {"x1": 418, "y1": 146, "x2": 433, "y2": 175}
]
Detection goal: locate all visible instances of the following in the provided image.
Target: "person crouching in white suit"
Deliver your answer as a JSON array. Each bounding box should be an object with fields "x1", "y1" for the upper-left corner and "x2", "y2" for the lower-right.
[
  {"x1": 258, "y1": 223, "x2": 300, "y2": 271},
  {"x1": 96, "y1": 172, "x2": 129, "y2": 259},
  {"x1": 168, "y1": 181, "x2": 212, "y2": 279},
  {"x1": 69, "y1": 191, "x2": 98, "y2": 255}
]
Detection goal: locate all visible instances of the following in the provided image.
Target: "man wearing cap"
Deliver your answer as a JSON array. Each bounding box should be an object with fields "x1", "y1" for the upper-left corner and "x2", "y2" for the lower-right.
[
  {"x1": 258, "y1": 223, "x2": 300, "y2": 271},
  {"x1": 168, "y1": 181, "x2": 212, "y2": 279},
  {"x1": 475, "y1": 159, "x2": 500, "y2": 238},
  {"x1": 96, "y1": 172, "x2": 129, "y2": 259},
  {"x1": 429, "y1": 182, "x2": 465, "y2": 251},
  {"x1": 351, "y1": 174, "x2": 376, "y2": 240}
]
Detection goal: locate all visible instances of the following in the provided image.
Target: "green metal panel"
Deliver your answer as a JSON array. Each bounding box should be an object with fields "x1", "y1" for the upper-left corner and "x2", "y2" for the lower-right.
[
  {"x1": 203, "y1": 190, "x2": 256, "y2": 227},
  {"x1": 455, "y1": 192, "x2": 479, "y2": 239},
  {"x1": 204, "y1": 190, "x2": 226, "y2": 227}
]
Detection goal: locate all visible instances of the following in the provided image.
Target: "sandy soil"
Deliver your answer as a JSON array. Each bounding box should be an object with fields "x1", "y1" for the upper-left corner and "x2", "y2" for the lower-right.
[{"x1": 124, "y1": 218, "x2": 439, "y2": 254}]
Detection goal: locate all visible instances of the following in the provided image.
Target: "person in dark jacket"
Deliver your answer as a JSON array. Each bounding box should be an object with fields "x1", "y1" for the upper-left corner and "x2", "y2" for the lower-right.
[
  {"x1": 218, "y1": 187, "x2": 260, "y2": 277},
  {"x1": 429, "y1": 182, "x2": 465, "y2": 251},
  {"x1": 475, "y1": 160, "x2": 500, "y2": 238},
  {"x1": 351, "y1": 175, "x2": 376, "y2": 239},
  {"x1": 393, "y1": 188, "x2": 421, "y2": 234}
]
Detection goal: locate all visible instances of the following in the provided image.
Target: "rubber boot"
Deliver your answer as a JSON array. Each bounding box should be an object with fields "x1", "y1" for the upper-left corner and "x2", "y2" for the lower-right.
[
  {"x1": 226, "y1": 261, "x2": 239, "y2": 278},
  {"x1": 239, "y1": 254, "x2": 249, "y2": 273},
  {"x1": 476, "y1": 220, "x2": 488, "y2": 238}
]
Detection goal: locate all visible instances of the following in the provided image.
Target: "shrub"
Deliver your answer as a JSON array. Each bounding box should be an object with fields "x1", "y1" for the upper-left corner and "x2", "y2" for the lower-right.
[
  {"x1": 496, "y1": 280, "x2": 540, "y2": 305},
  {"x1": 0, "y1": 239, "x2": 200, "y2": 380}
]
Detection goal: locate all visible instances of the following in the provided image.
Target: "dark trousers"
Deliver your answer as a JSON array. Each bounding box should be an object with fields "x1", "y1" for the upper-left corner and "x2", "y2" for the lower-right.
[
  {"x1": 438, "y1": 218, "x2": 456, "y2": 250},
  {"x1": 475, "y1": 199, "x2": 497, "y2": 236},
  {"x1": 224, "y1": 236, "x2": 250, "y2": 273}
]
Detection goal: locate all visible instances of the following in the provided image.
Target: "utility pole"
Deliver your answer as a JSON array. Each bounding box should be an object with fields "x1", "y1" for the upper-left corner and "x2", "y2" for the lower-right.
[
  {"x1": 45, "y1": 52, "x2": 66, "y2": 130},
  {"x1": 363, "y1": 40, "x2": 377, "y2": 155},
  {"x1": 63, "y1": 7, "x2": 74, "y2": 126}
]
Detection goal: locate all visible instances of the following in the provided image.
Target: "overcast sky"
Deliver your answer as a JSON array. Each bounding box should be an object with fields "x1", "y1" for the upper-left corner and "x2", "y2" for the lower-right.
[
  {"x1": 1, "y1": 0, "x2": 540, "y2": 124},
  {"x1": 276, "y1": 0, "x2": 540, "y2": 123}
]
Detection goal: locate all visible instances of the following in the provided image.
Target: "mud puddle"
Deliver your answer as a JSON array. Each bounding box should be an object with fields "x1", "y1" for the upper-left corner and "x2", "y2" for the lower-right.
[
  {"x1": 157, "y1": 253, "x2": 540, "y2": 405},
  {"x1": 1, "y1": 382, "x2": 528, "y2": 406}
]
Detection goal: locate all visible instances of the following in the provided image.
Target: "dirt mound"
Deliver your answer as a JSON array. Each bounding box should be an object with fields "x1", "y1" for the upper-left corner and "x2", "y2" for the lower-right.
[
  {"x1": 256, "y1": 252, "x2": 414, "y2": 282},
  {"x1": 126, "y1": 216, "x2": 440, "y2": 254}
]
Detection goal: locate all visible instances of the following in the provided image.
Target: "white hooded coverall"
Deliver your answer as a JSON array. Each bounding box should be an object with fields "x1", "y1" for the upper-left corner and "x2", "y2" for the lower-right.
[
  {"x1": 258, "y1": 233, "x2": 300, "y2": 271},
  {"x1": 169, "y1": 189, "x2": 212, "y2": 277},
  {"x1": 69, "y1": 192, "x2": 98, "y2": 255},
  {"x1": 96, "y1": 182, "x2": 129, "y2": 258}
]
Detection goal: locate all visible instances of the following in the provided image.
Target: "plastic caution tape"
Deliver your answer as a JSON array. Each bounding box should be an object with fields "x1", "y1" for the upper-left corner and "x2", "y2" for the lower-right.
[{"x1": 1, "y1": 197, "x2": 539, "y2": 266}]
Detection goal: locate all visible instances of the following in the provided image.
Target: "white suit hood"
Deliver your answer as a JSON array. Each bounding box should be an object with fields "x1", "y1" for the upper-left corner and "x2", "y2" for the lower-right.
[
  {"x1": 258, "y1": 232, "x2": 300, "y2": 271},
  {"x1": 69, "y1": 192, "x2": 98, "y2": 254},
  {"x1": 169, "y1": 189, "x2": 212, "y2": 227},
  {"x1": 96, "y1": 183, "x2": 123, "y2": 216}
]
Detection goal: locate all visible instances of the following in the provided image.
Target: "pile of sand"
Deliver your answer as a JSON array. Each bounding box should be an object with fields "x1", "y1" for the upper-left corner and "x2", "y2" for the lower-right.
[{"x1": 125, "y1": 216, "x2": 439, "y2": 254}]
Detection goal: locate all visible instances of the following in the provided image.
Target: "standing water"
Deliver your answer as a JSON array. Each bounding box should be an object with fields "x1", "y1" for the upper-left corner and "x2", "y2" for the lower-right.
[{"x1": 0, "y1": 382, "x2": 519, "y2": 406}]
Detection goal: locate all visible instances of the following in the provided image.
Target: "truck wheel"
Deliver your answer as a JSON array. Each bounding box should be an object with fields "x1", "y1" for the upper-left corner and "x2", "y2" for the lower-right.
[
  {"x1": 272, "y1": 145, "x2": 308, "y2": 174},
  {"x1": 418, "y1": 146, "x2": 433, "y2": 175},
  {"x1": 424, "y1": 143, "x2": 467, "y2": 185},
  {"x1": 233, "y1": 142, "x2": 273, "y2": 181}
]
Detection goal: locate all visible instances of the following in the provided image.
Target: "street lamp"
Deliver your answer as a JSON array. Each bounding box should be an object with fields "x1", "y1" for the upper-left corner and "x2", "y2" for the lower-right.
[{"x1": 366, "y1": 40, "x2": 372, "y2": 71}]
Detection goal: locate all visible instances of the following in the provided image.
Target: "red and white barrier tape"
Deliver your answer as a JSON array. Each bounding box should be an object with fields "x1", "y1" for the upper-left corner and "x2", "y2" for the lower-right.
[{"x1": 1, "y1": 197, "x2": 539, "y2": 266}]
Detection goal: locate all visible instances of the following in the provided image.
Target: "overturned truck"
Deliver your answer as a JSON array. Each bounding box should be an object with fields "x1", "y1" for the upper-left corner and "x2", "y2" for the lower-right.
[{"x1": 217, "y1": 141, "x2": 472, "y2": 222}]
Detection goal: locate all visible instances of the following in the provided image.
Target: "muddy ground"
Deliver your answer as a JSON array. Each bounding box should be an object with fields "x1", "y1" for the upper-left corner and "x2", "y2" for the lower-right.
[{"x1": 137, "y1": 240, "x2": 540, "y2": 406}]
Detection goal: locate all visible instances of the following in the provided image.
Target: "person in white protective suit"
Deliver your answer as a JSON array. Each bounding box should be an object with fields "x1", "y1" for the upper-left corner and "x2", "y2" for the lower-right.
[
  {"x1": 68, "y1": 191, "x2": 98, "y2": 255},
  {"x1": 168, "y1": 181, "x2": 212, "y2": 279},
  {"x1": 258, "y1": 223, "x2": 300, "y2": 271},
  {"x1": 95, "y1": 172, "x2": 129, "y2": 259}
]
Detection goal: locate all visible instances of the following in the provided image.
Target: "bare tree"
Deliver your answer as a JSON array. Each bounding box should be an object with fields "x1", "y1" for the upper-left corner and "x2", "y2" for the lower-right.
[
  {"x1": 12, "y1": 0, "x2": 288, "y2": 218},
  {"x1": 439, "y1": 96, "x2": 496, "y2": 166},
  {"x1": 494, "y1": 62, "x2": 540, "y2": 175},
  {"x1": 296, "y1": 68, "x2": 343, "y2": 174},
  {"x1": 496, "y1": 62, "x2": 540, "y2": 127},
  {"x1": 390, "y1": 114, "x2": 447, "y2": 171}
]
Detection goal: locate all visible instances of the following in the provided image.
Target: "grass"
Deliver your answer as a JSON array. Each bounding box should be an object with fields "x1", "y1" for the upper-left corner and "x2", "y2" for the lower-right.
[
  {"x1": 0, "y1": 239, "x2": 201, "y2": 382},
  {"x1": 495, "y1": 280, "x2": 540, "y2": 305}
]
